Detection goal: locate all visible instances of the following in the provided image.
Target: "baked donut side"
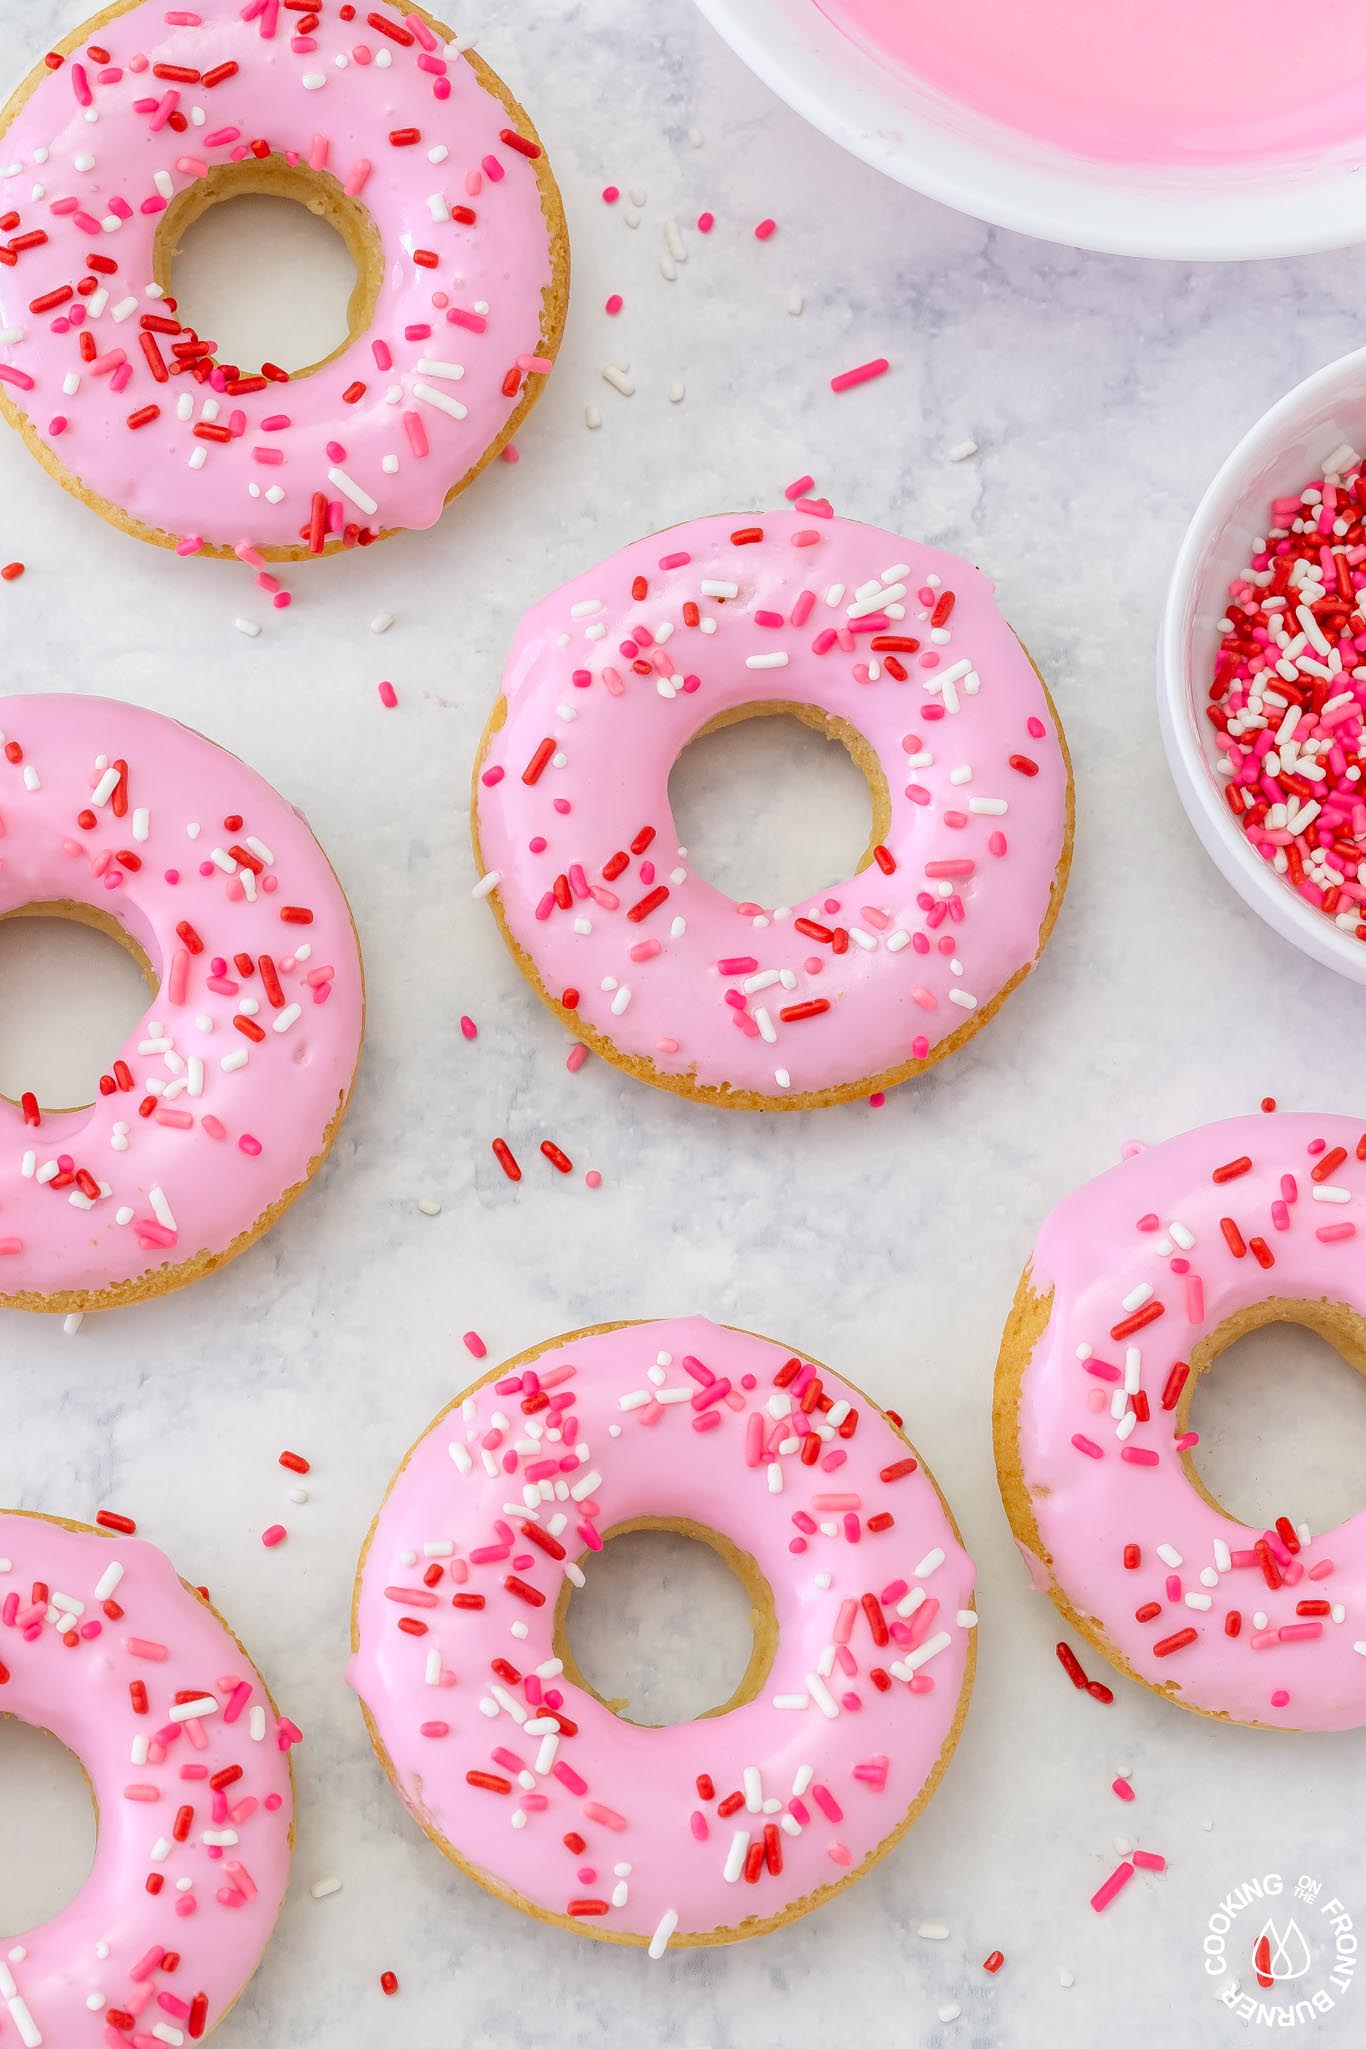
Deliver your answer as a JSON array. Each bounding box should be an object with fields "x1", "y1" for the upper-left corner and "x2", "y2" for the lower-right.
[
  {"x1": 472, "y1": 511, "x2": 1073, "y2": 1109},
  {"x1": 349, "y1": 1316, "x2": 977, "y2": 1949},
  {"x1": 995, "y1": 1112, "x2": 1366, "y2": 1731},
  {"x1": 0, "y1": 0, "x2": 569, "y2": 559},
  {"x1": 0, "y1": 694, "x2": 364, "y2": 1312},
  {"x1": 0, "y1": 1509, "x2": 296, "y2": 2043}
]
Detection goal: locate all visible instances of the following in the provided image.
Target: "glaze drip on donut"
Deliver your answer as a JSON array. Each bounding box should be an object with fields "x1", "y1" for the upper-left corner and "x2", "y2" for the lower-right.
[
  {"x1": 0, "y1": 0, "x2": 563, "y2": 554},
  {"x1": 0, "y1": 694, "x2": 363, "y2": 1309},
  {"x1": 998, "y1": 1112, "x2": 1366, "y2": 1730},
  {"x1": 0, "y1": 1511, "x2": 294, "y2": 2045},
  {"x1": 473, "y1": 512, "x2": 1071, "y2": 1107},
  {"x1": 349, "y1": 1317, "x2": 976, "y2": 1946}
]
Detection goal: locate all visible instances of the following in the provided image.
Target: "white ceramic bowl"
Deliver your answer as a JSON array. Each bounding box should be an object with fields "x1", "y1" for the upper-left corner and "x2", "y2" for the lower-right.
[
  {"x1": 1158, "y1": 346, "x2": 1366, "y2": 984},
  {"x1": 696, "y1": 0, "x2": 1366, "y2": 260}
]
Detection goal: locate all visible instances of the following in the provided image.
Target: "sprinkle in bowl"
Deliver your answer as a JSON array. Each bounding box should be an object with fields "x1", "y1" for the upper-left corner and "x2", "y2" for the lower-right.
[{"x1": 1158, "y1": 346, "x2": 1366, "y2": 985}]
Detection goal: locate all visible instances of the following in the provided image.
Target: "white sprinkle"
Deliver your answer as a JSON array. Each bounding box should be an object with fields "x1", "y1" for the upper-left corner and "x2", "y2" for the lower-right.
[
  {"x1": 310, "y1": 1876, "x2": 343, "y2": 1899},
  {"x1": 370, "y1": 612, "x2": 394, "y2": 634},
  {"x1": 648, "y1": 1909, "x2": 678, "y2": 1960},
  {"x1": 94, "y1": 1561, "x2": 125, "y2": 1603},
  {"x1": 601, "y1": 363, "x2": 634, "y2": 397},
  {"x1": 806, "y1": 1669, "x2": 840, "y2": 1718},
  {"x1": 745, "y1": 651, "x2": 790, "y2": 670},
  {"x1": 723, "y1": 1831, "x2": 750, "y2": 1883},
  {"x1": 902, "y1": 1630, "x2": 953, "y2": 1673},
  {"x1": 167, "y1": 1693, "x2": 219, "y2": 1723},
  {"x1": 1156, "y1": 1543, "x2": 1183, "y2": 1568},
  {"x1": 917, "y1": 1921, "x2": 951, "y2": 1940},
  {"x1": 234, "y1": 617, "x2": 261, "y2": 637},
  {"x1": 415, "y1": 358, "x2": 465, "y2": 382},
  {"x1": 471, "y1": 870, "x2": 502, "y2": 898},
  {"x1": 327, "y1": 464, "x2": 377, "y2": 516},
  {"x1": 700, "y1": 579, "x2": 738, "y2": 599}
]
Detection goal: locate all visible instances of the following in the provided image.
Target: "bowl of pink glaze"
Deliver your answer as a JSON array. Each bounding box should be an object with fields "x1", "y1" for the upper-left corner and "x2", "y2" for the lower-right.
[
  {"x1": 1159, "y1": 346, "x2": 1366, "y2": 984},
  {"x1": 696, "y1": 0, "x2": 1366, "y2": 258}
]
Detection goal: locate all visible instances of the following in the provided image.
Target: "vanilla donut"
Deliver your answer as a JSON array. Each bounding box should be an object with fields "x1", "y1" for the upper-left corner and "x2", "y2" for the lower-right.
[
  {"x1": 0, "y1": 693, "x2": 363, "y2": 1312},
  {"x1": 349, "y1": 1316, "x2": 977, "y2": 1950},
  {"x1": 0, "y1": 1509, "x2": 295, "y2": 2044},
  {"x1": 472, "y1": 512, "x2": 1072, "y2": 1109},
  {"x1": 996, "y1": 1112, "x2": 1366, "y2": 1731},
  {"x1": 0, "y1": 0, "x2": 567, "y2": 559}
]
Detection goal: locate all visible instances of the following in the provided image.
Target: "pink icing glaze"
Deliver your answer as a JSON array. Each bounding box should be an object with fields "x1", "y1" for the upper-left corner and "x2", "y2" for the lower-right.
[
  {"x1": 0, "y1": 1511, "x2": 294, "y2": 2044},
  {"x1": 1013, "y1": 1112, "x2": 1366, "y2": 1731},
  {"x1": 0, "y1": 0, "x2": 557, "y2": 550},
  {"x1": 0, "y1": 694, "x2": 363, "y2": 1304},
  {"x1": 473, "y1": 513, "x2": 1068, "y2": 1104},
  {"x1": 812, "y1": 0, "x2": 1366, "y2": 168},
  {"x1": 348, "y1": 1316, "x2": 977, "y2": 1945}
]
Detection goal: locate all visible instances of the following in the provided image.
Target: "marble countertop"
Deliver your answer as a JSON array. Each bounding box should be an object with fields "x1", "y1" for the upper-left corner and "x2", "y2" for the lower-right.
[{"x1": 3, "y1": 0, "x2": 1366, "y2": 2043}]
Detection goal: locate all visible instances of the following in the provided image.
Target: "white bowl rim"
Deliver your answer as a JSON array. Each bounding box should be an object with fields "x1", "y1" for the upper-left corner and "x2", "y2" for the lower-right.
[
  {"x1": 1157, "y1": 345, "x2": 1366, "y2": 985},
  {"x1": 695, "y1": 0, "x2": 1366, "y2": 261}
]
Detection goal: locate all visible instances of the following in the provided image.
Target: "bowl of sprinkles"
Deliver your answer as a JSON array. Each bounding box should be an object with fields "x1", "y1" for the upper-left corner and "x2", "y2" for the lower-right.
[{"x1": 1159, "y1": 347, "x2": 1366, "y2": 983}]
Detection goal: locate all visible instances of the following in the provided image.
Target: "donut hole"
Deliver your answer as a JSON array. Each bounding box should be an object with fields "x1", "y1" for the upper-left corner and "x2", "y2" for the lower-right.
[
  {"x1": 155, "y1": 162, "x2": 383, "y2": 380},
  {"x1": 556, "y1": 1518, "x2": 775, "y2": 1727},
  {"x1": 668, "y1": 703, "x2": 889, "y2": 909},
  {"x1": 0, "y1": 1720, "x2": 97, "y2": 1935},
  {"x1": 0, "y1": 906, "x2": 156, "y2": 1115},
  {"x1": 1185, "y1": 1303, "x2": 1366, "y2": 1532}
]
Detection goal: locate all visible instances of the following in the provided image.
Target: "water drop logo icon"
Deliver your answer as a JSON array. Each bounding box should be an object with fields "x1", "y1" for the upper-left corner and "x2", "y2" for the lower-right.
[{"x1": 1253, "y1": 1917, "x2": 1313, "y2": 1985}]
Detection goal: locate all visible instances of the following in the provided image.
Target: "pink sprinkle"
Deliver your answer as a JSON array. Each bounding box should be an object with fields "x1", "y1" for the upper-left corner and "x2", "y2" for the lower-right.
[
  {"x1": 1112, "y1": 1778, "x2": 1135, "y2": 1802},
  {"x1": 605, "y1": 293, "x2": 623, "y2": 316},
  {"x1": 377, "y1": 679, "x2": 398, "y2": 708},
  {"x1": 754, "y1": 217, "x2": 777, "y2": 240},
  {"x1": 1090, "y1": 1861, "x2": 1135, "y2": 1913},
  {"x1": 602, "y1": 184, "x2": 619, "y2": 203},
  {"x1": 697, "y1": 210, "x2": 715, "y2": 232},
  {"x1": 238, "y1": 1134, "x2": 262, "y2": 1157},
  {"x1": 1132, "y1": 1850, "x2": 1166, "y2": 1873},
  {"x1": 830, "y1": 357, "x2": 890, "y2": 394},
  {"x1": 585, "y1": 1170, "x2": 602, "y2": 1188},
  {"x1": 786, "y1": 474, "x2": 815, "y2": 500},
  {"x1": 261, "y1": 1525, "x2": 286, "y2": 1548}
]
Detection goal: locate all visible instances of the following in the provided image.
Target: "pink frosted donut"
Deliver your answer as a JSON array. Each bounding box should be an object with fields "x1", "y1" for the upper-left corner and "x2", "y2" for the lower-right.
[
  {"x1": 0, "y1": 693, "x2": 363, "y2": 1312},
  {"x1": 996, "y1": 1112, "x2": 1366, "y2": 1731},
  {"x1": 0, "y1": 0, "x2": 567, "y2": 559},
  {"x1": 349, "y1": 1316, "x2": 977, "y2": 1949},
  {"x1": 472, "y1": 511, "x2": 1073, "y2": 1109},
  {"x1": 0, "y1": 1509, "x2": 295, "y2": 2044}
]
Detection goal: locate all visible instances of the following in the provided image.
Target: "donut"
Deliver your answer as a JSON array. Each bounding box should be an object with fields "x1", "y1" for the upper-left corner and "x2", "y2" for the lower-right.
[
  {"x1": 348, "y1": 1315, "x2": 977, "y2": 1949},
  {"x1": 0, "y1": 693, "x2": 363, "y2": 1312},
  {"x1": 472, "y1": 512, "x2": 1072, "y2": 1109},
  {"x1": 0, "y1": 1509, "x2": 295, "y2": 2044},
  {"x1": 0, "y1": 0, "x2": 568, "y2": 560},
  {"x1": 995, "y1": 1111, "x2": 1366, "y2": 1731}
]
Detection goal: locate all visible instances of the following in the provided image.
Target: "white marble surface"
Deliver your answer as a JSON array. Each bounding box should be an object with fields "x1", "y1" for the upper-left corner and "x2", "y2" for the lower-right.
[{"x1": 3, "y1": 0, "x2": 1366, "y2": 2042}]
